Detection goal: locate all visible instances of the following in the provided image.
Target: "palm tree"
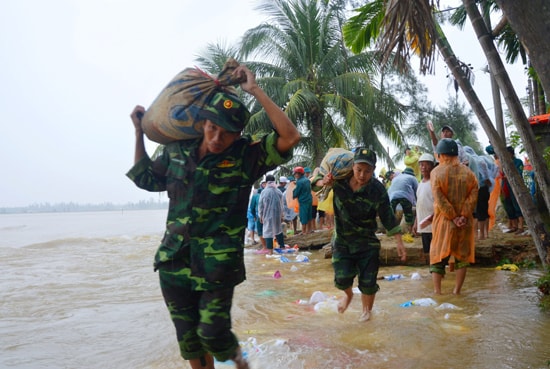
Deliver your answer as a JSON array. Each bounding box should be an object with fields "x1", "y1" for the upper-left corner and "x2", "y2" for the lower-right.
[
  {"x1": 450, "y1": 1, "x2": 513, "y2": 141},
  {"x1": 343, "y1": 0, "x2": 549, "y2": 265},
  {"x1": 194, "y1": 42, "x2": 242, "y2": 75},
  {"x1": 236, "y1": 0, "x2": 407, "y2": 168},
  {"x1": 494, "y1": 0, "x2": 550, "y2": 110},
  {"x1": 461, "y1": 0, "x2": 550, "y2": 261}
]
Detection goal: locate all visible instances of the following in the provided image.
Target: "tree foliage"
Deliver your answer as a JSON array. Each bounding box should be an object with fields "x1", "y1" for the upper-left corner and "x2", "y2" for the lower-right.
[{"x1": 235, "y1": 0, "x2": 410, "y2": 167}]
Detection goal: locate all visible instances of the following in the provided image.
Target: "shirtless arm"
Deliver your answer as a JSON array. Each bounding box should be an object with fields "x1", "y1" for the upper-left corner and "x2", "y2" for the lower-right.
[{"x1": 427, "y1": 120, "x2": 438, "y2": 147}]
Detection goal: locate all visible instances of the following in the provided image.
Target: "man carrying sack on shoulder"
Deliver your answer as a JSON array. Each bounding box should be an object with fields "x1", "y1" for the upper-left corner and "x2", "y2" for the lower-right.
[{"x1": 127, "y1": 64, "x2": 300, "y2": 369}]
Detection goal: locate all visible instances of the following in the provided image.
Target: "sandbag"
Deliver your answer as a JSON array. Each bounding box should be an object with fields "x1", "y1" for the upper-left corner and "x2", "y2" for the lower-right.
[
  {"x1": 141, "y1": 58, "x2": 246, "y2": 144},
  {"x1": 315, "y1": 148, "x2": 354, "y2": 199}
]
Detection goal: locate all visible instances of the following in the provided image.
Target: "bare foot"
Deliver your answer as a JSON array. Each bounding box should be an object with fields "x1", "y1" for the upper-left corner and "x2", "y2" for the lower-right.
[
  {"x1": 358, "y1": 310, "x2": 371, "y2": 322},
  {"x1": 233, "y1": 349, "x2": 249, "y2": 369},
  {"x1": 337, "y1": 295, "x2": 352, "y2": 313}
]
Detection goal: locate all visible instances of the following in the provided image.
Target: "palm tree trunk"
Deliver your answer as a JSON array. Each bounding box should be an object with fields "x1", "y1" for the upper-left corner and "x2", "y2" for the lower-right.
[
  {"x1": 462, "y1": 0, "x2": 550, "y2": 262},
  {"x1": 434, "y1": 7, "x2": 550, "y2": 266},
  {"x1": 537, "y1": 81, "x2": 546, "y2": 115},
  {"x1": 311, "y1": 113, "x2": 324, "y2": 167},
  {"x1": 489, "y1": 73, "x2": 505, "y2": 142},
  {"x1": 494, "y1": 0, "x2": 550, "y2": 106},
  {"x1": 481, "y1": 7, "x2": 505, "y2": 143}
]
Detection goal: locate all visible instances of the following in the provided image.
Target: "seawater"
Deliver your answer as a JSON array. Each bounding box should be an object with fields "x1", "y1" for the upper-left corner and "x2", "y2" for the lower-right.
[{"x1": 1, "y1": 210, "x2": 549, "y2": 369}]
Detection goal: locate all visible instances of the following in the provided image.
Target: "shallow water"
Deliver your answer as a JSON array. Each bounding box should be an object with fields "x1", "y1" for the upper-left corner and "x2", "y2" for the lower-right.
[{"x1": 1, "y1": 210, "x2": 549, "y2": 369}]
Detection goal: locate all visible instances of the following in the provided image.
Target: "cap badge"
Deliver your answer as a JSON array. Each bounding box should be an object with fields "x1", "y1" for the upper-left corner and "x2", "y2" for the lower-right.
[
  {"x1": 217, "y1": 159, "x2": 235, "y2": 168},
  {"x1": 223, "y1": 99, "x2": 233, "y2": 109}
]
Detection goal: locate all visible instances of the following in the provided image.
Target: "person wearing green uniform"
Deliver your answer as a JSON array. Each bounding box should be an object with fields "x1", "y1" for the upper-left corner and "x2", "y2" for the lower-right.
[
  {"x1": 313, "y1": 147, "x2": 407, "y2": 322},
  {"x1": 127, "y1": 65, "x2": 300, "y2": 369}
]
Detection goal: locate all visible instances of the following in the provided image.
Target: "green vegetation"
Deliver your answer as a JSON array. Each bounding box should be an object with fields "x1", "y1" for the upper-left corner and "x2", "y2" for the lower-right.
[
  {"x1": 536, "y1": 269, "x2": 550, "y2": 311},
  {"x1": 195, "y1": 0, "x2": 480, "y2": 171}
]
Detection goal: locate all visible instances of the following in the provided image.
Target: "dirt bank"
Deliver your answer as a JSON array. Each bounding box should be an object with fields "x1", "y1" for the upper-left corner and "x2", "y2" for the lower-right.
[{"x1": 278, "y1": 226, "x2": 538, "y2": 266}]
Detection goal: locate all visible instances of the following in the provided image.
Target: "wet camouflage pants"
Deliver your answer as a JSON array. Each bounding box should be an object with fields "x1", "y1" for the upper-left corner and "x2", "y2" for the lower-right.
[
  {"x1": 390, "y1": 198, "x2": 415, "y2": 225},
  {"x1": 159, "y1": 267, "x2": 239, "y2": 362},
  {"x1": 332, "y1": 246, "x2": 380, "y2": 295}
]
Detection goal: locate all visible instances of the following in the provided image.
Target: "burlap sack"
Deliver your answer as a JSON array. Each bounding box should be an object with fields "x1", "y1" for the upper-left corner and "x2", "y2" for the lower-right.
[
  {"x1": 315, "y1": 147, "x2": 354, "y2": 199},
  {"x1": 141, "y1": 58, "x2": 246, "y2": 144}
]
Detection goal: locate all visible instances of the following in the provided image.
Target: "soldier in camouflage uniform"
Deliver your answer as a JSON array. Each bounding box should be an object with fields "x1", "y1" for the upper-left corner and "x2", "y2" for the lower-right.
[
  {"x1": 313, "y1": 147, "x2": 407, "y2": 322},
  {"x1": 127, "y1": 65, "x2": 300, "y2": 369}
]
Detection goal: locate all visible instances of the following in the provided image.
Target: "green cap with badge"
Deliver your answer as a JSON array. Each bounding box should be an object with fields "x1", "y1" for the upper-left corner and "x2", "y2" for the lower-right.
[
  {"x1": 353, "y1": 147, "x2": 377, "y2": 167},
  {"x1": 198, "y1": 91, "x2": 250, "y2": 132}
]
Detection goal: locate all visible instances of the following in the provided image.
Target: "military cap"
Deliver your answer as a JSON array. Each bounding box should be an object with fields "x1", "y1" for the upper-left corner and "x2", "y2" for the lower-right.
[
  {"x1": 198, "y1": 91, "x2": 250, "y2": 132},
  {"x1": 353, "y1": 147, "x2": 377, "y2": 167}
]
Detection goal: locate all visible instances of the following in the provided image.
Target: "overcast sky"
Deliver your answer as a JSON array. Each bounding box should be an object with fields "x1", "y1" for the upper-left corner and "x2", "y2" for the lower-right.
[{"x1": 0, "y1": 0, "x2": 527, "y2": 207}]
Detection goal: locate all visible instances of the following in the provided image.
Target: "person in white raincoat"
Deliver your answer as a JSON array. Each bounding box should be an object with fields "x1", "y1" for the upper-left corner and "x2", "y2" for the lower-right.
[{"x1": 258, "y1": 174, "x2": 285, "y2": 255}]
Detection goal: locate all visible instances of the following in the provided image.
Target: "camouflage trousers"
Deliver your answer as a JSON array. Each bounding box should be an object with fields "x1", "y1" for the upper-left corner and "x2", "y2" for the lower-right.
[
  {"x1": 429, "y1": 256, "x2": 470, "y2": 275},
  {"x1": 332, "y1": 246, "x2": 380, "y2": 295},
  {"x1": 159, "y1": 267, "x2": 239, "y2": 362},
  {"x1": 390, "y1": 198, "x2": 415, "y2": 225}
]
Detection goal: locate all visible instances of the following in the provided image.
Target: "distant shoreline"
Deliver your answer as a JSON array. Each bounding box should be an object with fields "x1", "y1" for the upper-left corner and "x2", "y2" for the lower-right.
[{"x1": 0, "y1": 201, "x2": 169, "y2": 215}]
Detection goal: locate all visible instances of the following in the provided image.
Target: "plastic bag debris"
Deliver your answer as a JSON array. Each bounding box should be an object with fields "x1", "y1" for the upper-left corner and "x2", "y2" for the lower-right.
[
  {"x1": 495, "y1": 264, "x2": 519, "y2": 272},
  {"x1": 384, "y1": 274, "x2": 404, "y2": 281},
  {"x1": 435, "y1": 302, "x2": 462, "y2": 310},
  {"x1": 400, "y1": 297, "x2": 438, "y2": 307},
  {"x1": 274, "y1": 248, "x2": 297, "y2": 254},
  {"x1": 308, "y1": 291, "x2": 328, "y2": 304},
  {"x1": 313, "y1": 298, "x2": 339, "y2": 313},
  {"x1": 280, "y1": 255, "x2": 309, "y2": 263}
]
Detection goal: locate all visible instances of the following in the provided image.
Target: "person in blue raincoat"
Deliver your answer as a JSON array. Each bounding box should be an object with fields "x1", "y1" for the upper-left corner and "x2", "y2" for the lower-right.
[{"x1": 258, "y1": 174, "x2": 285, "y2": 254}]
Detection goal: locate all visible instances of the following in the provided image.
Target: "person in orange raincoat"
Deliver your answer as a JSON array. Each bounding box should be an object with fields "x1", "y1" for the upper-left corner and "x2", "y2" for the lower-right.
[{"x1": 430, "y1": 139, "x2": 479, "y2": 295}]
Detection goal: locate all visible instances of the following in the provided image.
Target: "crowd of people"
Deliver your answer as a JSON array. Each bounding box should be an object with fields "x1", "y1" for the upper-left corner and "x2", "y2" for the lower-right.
[
  {"x1": 243, "y1": 120, "x2": 534, "y2": 307},
  {"x1": 379, "y1": 123, "x2": 533, "y2": 296},
  {"x1": 128, "y1": 61, "x2": 534, "y2": 368},
  {"x1": 245, "y1": 167, "x2": 336, "y2": 252}
]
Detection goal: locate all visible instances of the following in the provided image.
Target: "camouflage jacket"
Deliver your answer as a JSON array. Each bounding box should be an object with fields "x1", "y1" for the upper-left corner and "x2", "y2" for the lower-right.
[
  {"x1": 332, "y1": 176, "x2": 401, "y2": 254},
  {"x1": 127, "y1": 133, "x2": 291, "y2": 290}
]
